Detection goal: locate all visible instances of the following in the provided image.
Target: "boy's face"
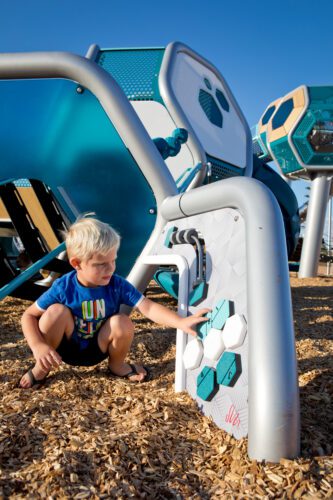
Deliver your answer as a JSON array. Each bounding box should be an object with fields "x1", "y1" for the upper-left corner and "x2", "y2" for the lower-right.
[{"x1": 70, "y1": 247, "x2": 118, "y2": 287}]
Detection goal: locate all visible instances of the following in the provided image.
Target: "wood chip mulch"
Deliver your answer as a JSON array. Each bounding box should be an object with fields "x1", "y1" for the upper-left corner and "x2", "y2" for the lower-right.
[{"x1": 0, "y1": 277, "x2": 332, "y2": 499}]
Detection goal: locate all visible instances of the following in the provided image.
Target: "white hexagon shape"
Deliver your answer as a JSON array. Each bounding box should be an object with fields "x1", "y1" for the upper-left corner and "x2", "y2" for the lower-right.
[
  {"x1": 203, "y1": 328, "x2": 225, "y2": 361},
  {"x1": 183, "y1": 338, "x2": 204, "y2": 370},
  {"x1": 222, "y1": 314, "x2": 247, "y2": 349}
]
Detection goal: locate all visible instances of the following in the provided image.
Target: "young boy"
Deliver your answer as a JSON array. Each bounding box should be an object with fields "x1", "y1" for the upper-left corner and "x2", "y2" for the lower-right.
[{"x1": 19, "y1": 218, "x2": 208, "y2": 388}]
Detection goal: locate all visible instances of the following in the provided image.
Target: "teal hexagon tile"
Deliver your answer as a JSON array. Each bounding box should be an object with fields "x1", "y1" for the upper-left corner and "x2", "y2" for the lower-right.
[
  {"x1": 212, "y1": 299, "x2": 233, "y2": 330},
  {"x1": 197, "y1": 311, "x2": 213, "y2": 340},
  {"x1": 196, "y1": 366, "x2": 219, "y2": 401},
  {"x1": 216, "y1": 352, "x2": 242, "y2": 387},
  {"x1": 196, "y1": 298, "x2": 233, "y2": 339}
]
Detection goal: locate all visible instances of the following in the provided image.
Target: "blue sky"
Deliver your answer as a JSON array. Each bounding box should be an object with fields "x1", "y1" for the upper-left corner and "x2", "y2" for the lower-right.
[{"x1": 1, "y1": 0, "x2": 332, "y2": 209}]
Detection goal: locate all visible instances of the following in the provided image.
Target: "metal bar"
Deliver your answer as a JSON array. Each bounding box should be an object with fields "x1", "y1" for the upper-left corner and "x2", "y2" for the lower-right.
[
  {"x1": 161, "y1": 176, "x2": 299, "y2": 462},
  {"x1": 0, "y1": 242, "x2": 66, "y2": 300},
  {"x1": 327, "y1": 193, "x2": 332, "y2": 275},
  {"x1": 299, "y1": 174, "x2": 332, "y2": 277},
  {"x1": 142, "y1": 254, "x2": 189, "y2": 392},
  {"x1": 85, "y1": 44, "x2": 100, "y2": 61}
]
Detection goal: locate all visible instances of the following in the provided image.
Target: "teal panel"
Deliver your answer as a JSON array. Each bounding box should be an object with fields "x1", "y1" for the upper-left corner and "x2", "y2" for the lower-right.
[
  {"x1": 197, "y1": 366, "x2": 218, "y2": 401},
  {"x1": 309, "y1": 86, "x2": 333, "y2": 102},
  {"x1": 97, "y1": 48, "x2": 165, "y2": 103},
  {"x1": 153, "y1": 269, "x2": 179, "y2": 300},
  {"x1": 292, "y1": 86, "x2": 333, "y2": 166},
  {"x1": 197, "y1": 298, "x2": 232, "y2": 339},
  {"x1": 197, "y1": 310, "x2": 213, "y2": 339},
  {"x1": 212, "y1": 299, "x2": 232, "y2": 329},
  {"x1": 189, "y1": 281, "x2": 208, "y2": 306},
  {"x1": 270, "y1": 137, "x2": 303, "y2": 175},
  {"x1": 0, "y1": 79, "x2": 156, "y2": 277},
  {"x1": 259, "y1": 131, "x2": 268, "y2": 151},
  {"x1": 216, "y1": 352, "x2": 242, "y2": 387},
  {"x1": 164, "y1": 226, "x2": 177, "y2": 248}
]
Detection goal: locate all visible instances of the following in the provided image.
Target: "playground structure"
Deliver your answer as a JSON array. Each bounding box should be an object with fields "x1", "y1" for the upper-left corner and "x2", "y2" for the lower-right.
[
  {"x1": 0, "y1": 42, "x2": 300, "y2": 462},
  {"x1": 252, "y1": 86, "x2": 333, "y2": 277}
]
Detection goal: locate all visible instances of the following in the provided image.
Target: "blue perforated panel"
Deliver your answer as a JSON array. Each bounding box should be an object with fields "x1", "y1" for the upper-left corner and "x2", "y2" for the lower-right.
[
  {"x1": 14, "y1": 179, "x2": 31, "y2": 187},
  {"x1": 97, "y1": 48, "x2": 165, "y2": 102}
]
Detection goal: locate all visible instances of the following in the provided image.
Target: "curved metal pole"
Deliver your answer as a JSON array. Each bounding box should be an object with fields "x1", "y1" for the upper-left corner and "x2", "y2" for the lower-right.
[
  {"x1": 0, "y1": 51, "x2": 177, "y2": 207},
  {"x1": 161, "y1": 176, "x2": 300, "y2": 462},
  {"x1": 142, "y1": 254, "x2": 189, "y2": 392}
]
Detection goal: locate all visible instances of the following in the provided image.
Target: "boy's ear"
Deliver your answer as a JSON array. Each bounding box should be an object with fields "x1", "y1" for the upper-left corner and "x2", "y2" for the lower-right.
[{"x1": 69, "y1": 257, "x2": 81, "y2": 270}]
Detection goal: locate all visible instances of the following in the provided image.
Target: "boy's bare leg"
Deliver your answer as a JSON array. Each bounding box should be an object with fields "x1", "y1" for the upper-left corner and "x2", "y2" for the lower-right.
[
  {"x1": 20, "y1": 305, "x2": 74, "y2": 388},
  {"x1": 98, "y1": 314, "x2": 147, "y2": 382}
]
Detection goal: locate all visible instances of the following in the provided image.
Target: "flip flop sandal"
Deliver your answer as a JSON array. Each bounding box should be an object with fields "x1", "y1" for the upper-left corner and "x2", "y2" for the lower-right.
[
  {"x1": 107, "y1": 363, "x2": 151, "y2": 383},
  {"x1": 17, "y1": 367, "x2": 48, "y2": 389}
]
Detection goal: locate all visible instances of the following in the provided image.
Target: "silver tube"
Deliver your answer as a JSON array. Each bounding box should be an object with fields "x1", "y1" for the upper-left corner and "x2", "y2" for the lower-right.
[
  {"x1": 299, "y1": 174, "x2": 332, "y2": 277},
  {"x1": 162, "y1": 176, "x2": 299, "y2": 462},
  {"x1": 0, "y1": 51, "x2": 177, "y2": 208},
  {"x1": 85, "y1": 44, "x2": 100, "y2": 60},
  {"x1": 327, "y1": 192, "x2": 332, "y2": 275},
  {"x1": 142, "y1": 254, "x2": 189, "y2": 392}
]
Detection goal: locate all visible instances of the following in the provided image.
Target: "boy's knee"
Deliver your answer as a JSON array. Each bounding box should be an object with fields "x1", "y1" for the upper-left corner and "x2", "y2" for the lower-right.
[
  {"x1": 43, "y1": 304, "x2": 72, "y2": 321},
  {"x1": 110, "y1": 314, "x2": 134, "y2": 337}
]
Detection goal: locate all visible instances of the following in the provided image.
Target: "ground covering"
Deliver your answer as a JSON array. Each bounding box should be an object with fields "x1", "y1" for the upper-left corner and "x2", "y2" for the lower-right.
[{"x1": 0, "y1": 277, "x2": 332, "y2": 499}]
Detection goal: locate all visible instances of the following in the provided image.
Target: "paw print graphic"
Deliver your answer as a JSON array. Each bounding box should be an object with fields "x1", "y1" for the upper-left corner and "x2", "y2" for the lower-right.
[{"x1": 199, "y1": 77, "x2": 230, "y2": 128}]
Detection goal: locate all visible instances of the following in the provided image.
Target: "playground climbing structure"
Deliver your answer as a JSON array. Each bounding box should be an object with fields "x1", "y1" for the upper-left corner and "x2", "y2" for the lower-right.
[{"x1": 0, "y1": 42, "x2": 300, "y2": 462}]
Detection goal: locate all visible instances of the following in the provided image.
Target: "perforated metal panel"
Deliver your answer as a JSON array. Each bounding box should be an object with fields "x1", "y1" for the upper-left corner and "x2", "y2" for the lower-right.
[
  {"x1": 14, "y1": 179, "x2": 31, "y2": 187},
  {"x1": 206, "y1": 155, "x2": 244, "y2": 182},
  {"x1": 97, "y1": 48, "x2": 165, "y2": 102}
]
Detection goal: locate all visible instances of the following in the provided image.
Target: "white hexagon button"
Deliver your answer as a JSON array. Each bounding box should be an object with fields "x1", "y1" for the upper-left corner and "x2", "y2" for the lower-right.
[
  {"x1": 183, "y1": 338, "x2": 204, "y2": 370},
  {"x1": 222, "y1": 314, "x2": 247, "y2": 349},
  {"x1": 203, "y1": 328, "x2": 225, "y2": 361}
]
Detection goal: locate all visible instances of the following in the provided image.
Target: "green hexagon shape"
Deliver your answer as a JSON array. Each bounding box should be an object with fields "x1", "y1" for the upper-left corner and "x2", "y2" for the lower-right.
[
  {"x1": 196, "y1": 366, "x2": 219, "y2": 401},
  {"x1": 197, "y1": 298, "x2": 233, "y2": 339},
  {"x1": 216, "y1": 352, "x2": 242, "y2": 387}
]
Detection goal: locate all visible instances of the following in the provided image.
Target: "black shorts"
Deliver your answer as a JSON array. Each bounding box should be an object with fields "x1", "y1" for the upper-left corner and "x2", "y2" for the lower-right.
[{"x1": 56, "y1": 329, "x2": 108, "y2": 367}]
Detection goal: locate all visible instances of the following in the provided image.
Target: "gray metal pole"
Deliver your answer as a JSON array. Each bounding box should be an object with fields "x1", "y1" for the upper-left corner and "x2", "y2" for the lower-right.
[
  {"x1": 327, "y1": 193, "x2": 332, "y2": 276},
  {"x1": 299, "y1": 174, "x2": 332, "y2": 278},
  {"x1": 161, "y1": 176, "x2": 300, "y2": 462}
]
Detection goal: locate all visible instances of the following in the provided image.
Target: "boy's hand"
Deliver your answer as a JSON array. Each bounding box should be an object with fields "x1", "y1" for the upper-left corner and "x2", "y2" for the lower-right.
[
  {"x1": 32, "y1": 342, "x2": 62, "y2": 371},
  {"x1": 179, "y1": 308, "x2": 211, "y2": 336}
]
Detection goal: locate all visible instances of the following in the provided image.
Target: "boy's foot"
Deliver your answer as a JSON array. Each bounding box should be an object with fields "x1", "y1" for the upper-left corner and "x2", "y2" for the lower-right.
[
  {"x1": 107, "y1": 363, "x2": 151, "y2": 383},
  {"x1": 18, "y1": 366, "x2": 49, "y2": 389}
]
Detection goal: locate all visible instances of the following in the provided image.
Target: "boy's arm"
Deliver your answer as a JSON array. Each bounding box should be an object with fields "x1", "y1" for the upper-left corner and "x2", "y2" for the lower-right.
[
  {"x1": 137, "y1": 297, "x2": 209, "y2": 336},
  {"x1": 21, "y1": 303, "x2": 62, "y2": 371}
]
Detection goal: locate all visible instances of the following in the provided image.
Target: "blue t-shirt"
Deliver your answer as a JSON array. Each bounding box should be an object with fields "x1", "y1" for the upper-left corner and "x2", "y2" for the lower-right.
[{"x1": 36, "y1": 271, "x2": 143, "y2": 340}]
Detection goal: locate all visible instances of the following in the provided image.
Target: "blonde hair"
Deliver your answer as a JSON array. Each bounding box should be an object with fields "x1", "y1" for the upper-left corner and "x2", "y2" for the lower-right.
[{"x1": 65, "y1": 218, "x2": 120, "y2": 260}]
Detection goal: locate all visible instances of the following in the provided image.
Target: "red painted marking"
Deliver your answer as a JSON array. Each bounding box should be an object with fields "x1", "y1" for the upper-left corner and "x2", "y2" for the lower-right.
[{"x1": 225, "y1": 404, "x2": 240, "y2": 428}]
